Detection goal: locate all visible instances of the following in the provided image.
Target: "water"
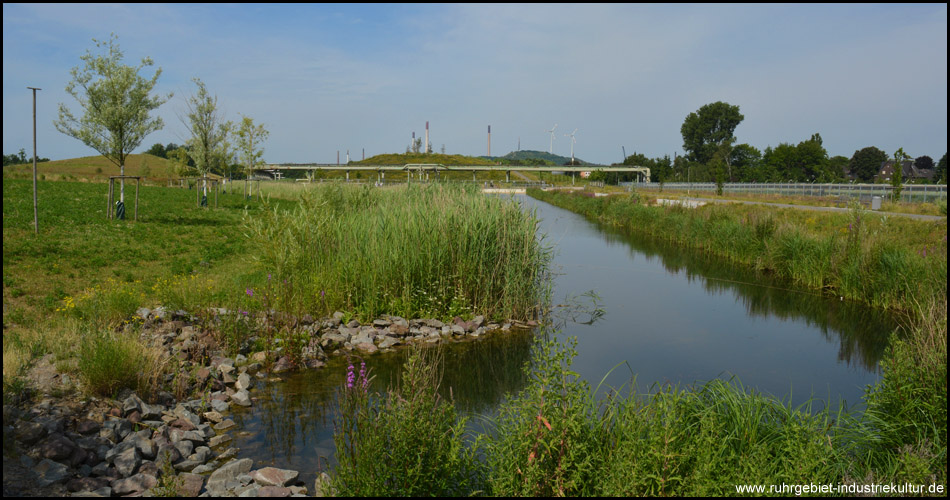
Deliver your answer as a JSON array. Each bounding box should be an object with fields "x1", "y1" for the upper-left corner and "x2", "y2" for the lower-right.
[{"x1": 228, "y1": 194, "x2": 898, "y2": 486}]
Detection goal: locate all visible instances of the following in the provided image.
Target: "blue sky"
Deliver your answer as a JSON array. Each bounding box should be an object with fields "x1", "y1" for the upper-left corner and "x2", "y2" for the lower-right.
[{"x1": 3, "y1": 3, "x2": 947, "y2": 165}]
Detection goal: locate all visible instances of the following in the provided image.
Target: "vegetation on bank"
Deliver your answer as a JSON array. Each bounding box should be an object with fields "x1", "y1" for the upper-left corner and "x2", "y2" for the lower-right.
[
  {"x1": 329, "y1": 310, "x2": 946, "y2": 495},
  {"x1": 529, "y1": 189, "x2": 946, "y2": 312},
  {"x1": 2, "y1": 179, "x2": 548, "y2": 402}
]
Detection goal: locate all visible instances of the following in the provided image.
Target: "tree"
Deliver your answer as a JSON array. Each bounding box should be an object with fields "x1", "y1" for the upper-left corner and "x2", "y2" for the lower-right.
[
  {"x1": 235, "y1": 115, "x2": 269, "y2": 198},
  {"x1": 182, "y1": 78, "x2": 231, "y2": 198},
  {"x1": 144, "y1": 143, "x2": 166, "y2": 158},
  {"x1": 890, "y1": 148, "x2": 910, "y2": 201},
  {"x1": 914, "y1": 155, "x2": 934, "y2": 171},
  {"x1": 848, "y1": 146, "x2": 888, "y2": 183},
  {"x1": 729, "y1": 143, "x2": 761, "y2": 181},
  {"x1": 935, "y1": 153, "x2": 947, "y2": 184},
  {"x1": 680, "y1": 101, "x2": 744, "y2": 165},
  {"x1": 54, "y1": 33, "x2": 171, "y2": 204}
]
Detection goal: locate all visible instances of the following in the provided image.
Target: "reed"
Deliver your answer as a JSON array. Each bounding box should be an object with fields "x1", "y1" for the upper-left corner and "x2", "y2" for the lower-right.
[
  {"x1": 529, "y1": 189, "x2": 946, "y2": 313},
  {"x1": 244, "y1": 183, "x2": 550, "y2": 322}
]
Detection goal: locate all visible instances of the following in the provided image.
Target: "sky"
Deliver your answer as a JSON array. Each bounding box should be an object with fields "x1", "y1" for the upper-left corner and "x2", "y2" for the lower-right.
[{"x1": 3, "y1": 3, "x2": 947, "y2": 165}]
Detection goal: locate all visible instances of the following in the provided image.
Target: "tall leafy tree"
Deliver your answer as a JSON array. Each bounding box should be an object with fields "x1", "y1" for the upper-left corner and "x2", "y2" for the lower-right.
[
  {"x1": 935, "y1": 153, "x2": 947, "y2": 184},
  {"x1": 913, "y1": 155, "x2": 934, "y2": 171},
  {"x1": 54, "y1": 33, "x2": 171, "y2": 203},
  {"x1": 729, "y1": 143, "x2": 761, "y2": 182},
  {"x1": 182, "y1": 78, "x2": 231, "y2": 198},
  {"x1": 848, "y1": 146, "x2": 888, "y2": 183},
  {"x1": 680, "y1": 101, "x2": 744, "y2": 165},
  {"x1": 235, "y1": 115, "x2": 269, "y2": 198}
]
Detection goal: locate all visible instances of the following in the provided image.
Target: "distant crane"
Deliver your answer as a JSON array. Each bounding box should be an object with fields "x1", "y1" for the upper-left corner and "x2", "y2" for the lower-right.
[{"x1": 546, "y1": 124, "x2": 558, "y2": 154}]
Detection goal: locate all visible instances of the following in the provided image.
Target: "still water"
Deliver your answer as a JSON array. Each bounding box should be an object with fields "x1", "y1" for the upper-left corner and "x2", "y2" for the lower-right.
[{"x1": 228, "y1": 194, "x2": 898, "y2": 485}]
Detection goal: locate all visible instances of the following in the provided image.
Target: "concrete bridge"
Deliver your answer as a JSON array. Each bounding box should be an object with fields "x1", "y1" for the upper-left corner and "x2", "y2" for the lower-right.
[{"x1": 260, "y1": 163, "x2": 651, "y2": 183}]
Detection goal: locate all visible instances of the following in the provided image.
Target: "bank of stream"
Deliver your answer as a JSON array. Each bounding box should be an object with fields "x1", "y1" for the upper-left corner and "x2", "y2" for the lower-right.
[{"x1": 229, "y1": 194, "x2": 900, "y2": 488}]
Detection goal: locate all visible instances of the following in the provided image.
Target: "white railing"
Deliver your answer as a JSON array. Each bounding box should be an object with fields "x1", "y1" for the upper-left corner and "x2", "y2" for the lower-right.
[{"x1": 631, "y1": 182, "x2": 947, "y2": 203}]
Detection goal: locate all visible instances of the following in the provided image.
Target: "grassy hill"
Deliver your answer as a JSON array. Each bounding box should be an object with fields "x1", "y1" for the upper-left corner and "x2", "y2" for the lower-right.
[
  {"x1": 484, "y1": 150, "x2": 591, "y2": 166},
  {"x1": 1, "y1": 154, "x2": 214, "y2": 183}
]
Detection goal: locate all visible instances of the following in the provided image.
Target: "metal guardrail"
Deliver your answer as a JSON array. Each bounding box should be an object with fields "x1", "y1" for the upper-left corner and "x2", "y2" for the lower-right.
[{"x1": 630, "y1": 182, "x2": 947, "y2": 203}]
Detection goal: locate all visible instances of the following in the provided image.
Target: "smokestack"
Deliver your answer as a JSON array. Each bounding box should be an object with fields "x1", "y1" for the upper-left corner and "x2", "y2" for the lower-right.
[
  {"x1": 337, "y1": 150, "x2": 339, "y2": 165},
  {"x1": 487, "y1": 125, "x2": 491, "y2": 156},
  {"x1": 425, "y1": 121, "x2": 429, "y2": 154}
]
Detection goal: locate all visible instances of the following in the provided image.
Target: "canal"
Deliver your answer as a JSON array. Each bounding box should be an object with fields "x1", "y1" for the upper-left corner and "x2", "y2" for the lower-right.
[{"x1": 228, "y1": 193, "x2": 899, "y2": 486}]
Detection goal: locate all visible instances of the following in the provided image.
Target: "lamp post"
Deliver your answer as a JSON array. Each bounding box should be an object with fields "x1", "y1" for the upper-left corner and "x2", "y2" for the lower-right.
[{"x1": 28, "y1": 87, "x2": 41, "y2": 235}]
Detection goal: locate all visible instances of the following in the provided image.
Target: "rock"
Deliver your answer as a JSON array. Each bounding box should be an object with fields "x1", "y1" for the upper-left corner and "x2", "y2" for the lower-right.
[
  {"x1": 231, "y1": 390, "x2": 252, "y2": 407},
  {"x1": 113, "y1": 445, "x2": 141, "y2": 477},
  {"x1": 313, "y1": 472, "x2": 333, "y2": 497},
  {"x1": 66, "y1": 477, "x2": 111, "y2": 493},
  {"x1": 34, "y1": 458, "x2": 71, "y2": 487},
  {"x1": 378, "y1": 336, "x2": 401, "y2": 349},
  {"x1": 170, "y1": 417, "x2": 197, "y2": 431},
  {"x1": 103, "y1": 418, "x2": 132, "y2": 441},
  {"x1": 250, "y1": 467, "x2": 299, "y2": 487},
  {"x1": 305, "y1": 359, "x2": 326, "y2": 370},
  {"x1": 135, "y1": 307, "x2": 151, "y2": 320},
  {"x1": 250, "y1": 351, "x2": 268, "y2": 363},
  {"x1": 111, "y1": 472, "x2": 157, "y2": 496},
  {"x1": 209, "y1": 434, "x2": 232, "y2": 448},
  {"x1": 372, "y1": 318, "x2": 391, "y2": 327},
  {"x1": 235, "y1": 373, "x2": 253, "y2": 391},
  {"x1": 190, "y1": 446, "x2": 212, "y2": 464},
  {"x1": 206, "y1": 458, "x2": 253, "y2": 495},
  {"x1": 202, "y1": 411, "x2": 224, "y2": 424},
  {"x1": 355, "y1": 342, "x2": 378, "y2": 354},
  {"x1": 76, "y1": 419, "x2": 101, "y2": 435},
  {"x1": 214, "y1": 419, "x2": 236, "y2": 431},
  {"x1": 177, "y1": 472, "x2": 205, "y2": 497},
  {"x1": 258, "y1": 485, "x2": 292, "y2": 497},
  {"x1": 173, "y1": 459, "x2": 202, "y2": 472},
  {"x1": 345, "y1": 319, "x2": 360, "y2": 328},
  {"x1": 173, "y1": 439, "x2": 194, "y2": 459},
  {"x1": 16, "y1": 421, "x2": 48, "y2": 445},
  {"x1": 472, "y1": 315, "x2": 485, "y2": 327},
  {"x1": 38, "y1": 433, "x2": 78, "y2": 462},
  {"x1": 210, "y1": 399, "x2": 230, "y2": 413},
  {"x1": 389, "y1": 324, "x2": 409, "y2": 336},
  {"x1": 423, "y1": 318, "x2": 444, "y2": 328},
  {"x1": 271, "y1": 357, "x2": 294, "y2": 373},
  {"x1": 128, "y1": 429, "x2": 156, "y2": 459}
]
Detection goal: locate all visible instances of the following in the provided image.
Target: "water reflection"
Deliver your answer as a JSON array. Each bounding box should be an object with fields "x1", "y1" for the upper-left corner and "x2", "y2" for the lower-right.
[{"x1": 233, "y1": 194, "x2": 900, "y2": 486}]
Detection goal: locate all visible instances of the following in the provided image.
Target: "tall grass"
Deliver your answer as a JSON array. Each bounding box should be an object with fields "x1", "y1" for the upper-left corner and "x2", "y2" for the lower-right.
[
  {"x1": 244, "y1": 183, "x2": 550, "y2": 321},
  {"x1": 529, "y1": 189, "x2": 946, "y2": 312},
  {"x1": 331, "y1": 346, "x2": 484, "y2": 496},
  {"x1": 329, "y1": 316, "x2": 947, "y2": 495}
]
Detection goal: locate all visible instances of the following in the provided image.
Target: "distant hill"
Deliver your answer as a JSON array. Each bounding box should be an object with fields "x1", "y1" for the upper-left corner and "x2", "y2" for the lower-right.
[
  {"x1": 1, "y1": 154, "x2": 209, "y2": 182},
  {"x1": 483, "y1": 150, "x2": 592, "y2": 166}
]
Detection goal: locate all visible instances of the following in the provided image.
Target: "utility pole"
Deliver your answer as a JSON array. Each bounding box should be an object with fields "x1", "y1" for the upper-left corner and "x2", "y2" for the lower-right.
[{"x1": 28, "y1": 87, "x2": 41, "y2": 235}]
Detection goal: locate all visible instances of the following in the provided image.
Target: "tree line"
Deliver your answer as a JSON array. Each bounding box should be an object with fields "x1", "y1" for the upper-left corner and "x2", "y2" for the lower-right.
[{"x1": 607, "y1": 101, "x2": 947, "y2": 186}]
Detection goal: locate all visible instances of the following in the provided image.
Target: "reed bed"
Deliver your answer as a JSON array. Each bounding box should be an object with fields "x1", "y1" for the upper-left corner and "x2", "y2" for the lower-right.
[
  {"x1": 528, "y1": 189, "x2": 946, "y2": 312},
  {"x1": 244, "y1": 183, "x2": 550, "y2": 321}
]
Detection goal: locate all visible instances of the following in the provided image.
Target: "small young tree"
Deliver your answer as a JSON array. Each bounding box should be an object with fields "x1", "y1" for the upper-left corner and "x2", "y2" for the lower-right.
[
  {"x1": 891, "y1": 147, "x2": 909, "y2": 202},
  {"x1": 235, "y1": 115, "x2": 269, "y2": 198},
  {"x1": 54, "y1": 33, "x2": 171, "y2": 206},
  {"x1": 182, "y1": 78, "x2": 231, "y2": 201}
]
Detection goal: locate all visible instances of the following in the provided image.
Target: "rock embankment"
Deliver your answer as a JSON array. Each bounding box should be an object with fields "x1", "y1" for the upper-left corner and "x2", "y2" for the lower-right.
[{"x1": 3, "y1": 307, "x2": 536, "y2": 496}]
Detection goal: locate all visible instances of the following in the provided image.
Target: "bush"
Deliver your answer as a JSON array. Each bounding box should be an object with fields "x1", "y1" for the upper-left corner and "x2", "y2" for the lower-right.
[{"x1": 77, "y1": 328, "x2": 164, "y2": 397}]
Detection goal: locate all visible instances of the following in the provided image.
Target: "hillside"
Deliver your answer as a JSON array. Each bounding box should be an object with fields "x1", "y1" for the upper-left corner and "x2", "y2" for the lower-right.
[
  {"x1": 2, "y1": 154, "x2": 216, "y2": 183},
  {"x1": 484, "y1": 150, "x2": 592, "y2": 166}
]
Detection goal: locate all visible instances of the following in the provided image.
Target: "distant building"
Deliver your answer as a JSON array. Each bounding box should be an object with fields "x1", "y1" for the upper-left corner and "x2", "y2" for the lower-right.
[{"x1": 875, "y1": 159, "x2": 935, "y2": 183}]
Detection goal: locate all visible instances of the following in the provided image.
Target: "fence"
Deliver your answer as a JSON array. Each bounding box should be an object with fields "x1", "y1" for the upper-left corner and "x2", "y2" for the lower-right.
[{"x1": 629, "y1": 182, "x2": 947, "y2": 203}]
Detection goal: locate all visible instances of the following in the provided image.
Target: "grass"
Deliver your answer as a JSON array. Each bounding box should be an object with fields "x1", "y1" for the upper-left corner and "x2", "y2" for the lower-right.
[
  {"x1": 2, "y1": 177, "x2": 549, "y2": 402},
  {"x1": 329, "y1": 313, "x2": 947, "y2": 495},
  {"x1": 3, "y1": 154, "x2": 182, "y2": 183},
  {"x1": 530, "y1": 188, "x2": 946, "y2": 312}
]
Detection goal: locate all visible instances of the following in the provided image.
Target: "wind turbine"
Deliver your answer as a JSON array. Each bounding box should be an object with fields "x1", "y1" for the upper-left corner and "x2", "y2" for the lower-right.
[
  {"x1": 546, "y1": 124, "x2": 558, "y2": 154},
  {"x1": 564, "y1": 128, "x2": 577, "y2": 163}
]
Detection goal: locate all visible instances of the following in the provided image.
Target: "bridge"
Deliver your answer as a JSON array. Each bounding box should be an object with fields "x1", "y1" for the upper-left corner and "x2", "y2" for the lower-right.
[{"x1": 260, "y1": 163, "x2": 651, "y2": 183}]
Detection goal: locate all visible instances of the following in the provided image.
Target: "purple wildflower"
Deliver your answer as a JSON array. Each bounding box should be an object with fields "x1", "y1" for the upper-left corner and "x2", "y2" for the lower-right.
[
  {"x1": 346, "y1": 364, "x2": 356, "y2": 389},
  {"x1": 267, "y1": 274, "x2": 271, "y2": 281},
  {"x1": 246, "y1": 288, "x2": 254, "y2": 297},
  {"x1": 359, "y1": 362, "x2": 368, "y2": 389},
  {"x1": 320, "y1": 290, "x2": 325, "y2": 298}
]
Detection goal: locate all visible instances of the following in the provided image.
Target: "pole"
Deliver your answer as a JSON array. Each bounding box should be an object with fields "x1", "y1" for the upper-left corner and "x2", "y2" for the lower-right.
[{"x1": 28, "y1": 87, "x2": 41, "y2": 235}]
